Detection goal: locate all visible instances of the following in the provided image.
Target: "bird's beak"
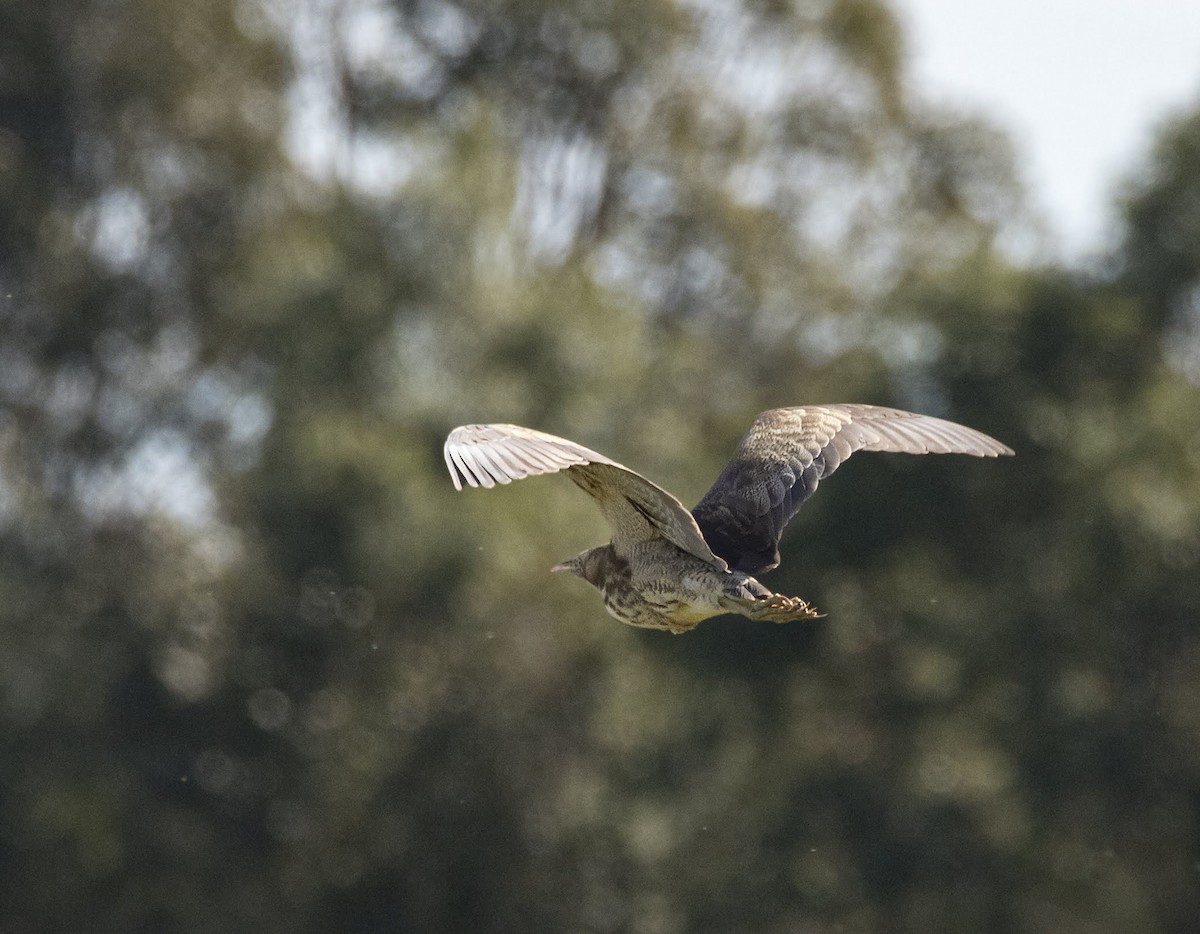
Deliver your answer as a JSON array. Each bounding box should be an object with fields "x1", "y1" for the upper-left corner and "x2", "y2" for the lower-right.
[{"x1": 551, "y1": 559, "x2": 579, "y2": 576}]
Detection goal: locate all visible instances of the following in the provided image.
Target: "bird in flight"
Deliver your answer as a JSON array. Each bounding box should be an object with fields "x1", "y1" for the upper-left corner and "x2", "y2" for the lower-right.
[{"x1": 444, "y1": 405, "x2": 1012, "y2": 633}]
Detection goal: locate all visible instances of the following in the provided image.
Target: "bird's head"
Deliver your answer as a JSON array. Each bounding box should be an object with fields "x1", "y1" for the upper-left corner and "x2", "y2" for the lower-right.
[{"x1": 551, "y1": 545, "x2": 614, "y2": 590}]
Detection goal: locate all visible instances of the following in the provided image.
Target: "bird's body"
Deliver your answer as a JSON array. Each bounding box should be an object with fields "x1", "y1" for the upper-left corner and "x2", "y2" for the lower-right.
[
  {"x1": 571, "y1": 543, "x2": 724, "y2": 633},
  {"x1": 444, "y1": 405, "x2": 1012, "y2": 633},
  {"x1": 561, "y1": 541, "x2": 810, "y2": 634}
]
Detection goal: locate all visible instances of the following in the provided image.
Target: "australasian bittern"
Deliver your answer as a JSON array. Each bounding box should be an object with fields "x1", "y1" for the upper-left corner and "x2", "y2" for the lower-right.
[{"x1": 444, "y1": 405, "x2": 1012, "y2": 633}]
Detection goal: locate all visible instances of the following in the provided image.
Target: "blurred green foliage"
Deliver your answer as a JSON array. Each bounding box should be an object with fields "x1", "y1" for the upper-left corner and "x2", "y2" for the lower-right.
[{"x1": 2, "y1": 0, "x2": 1200, "y2": 930}]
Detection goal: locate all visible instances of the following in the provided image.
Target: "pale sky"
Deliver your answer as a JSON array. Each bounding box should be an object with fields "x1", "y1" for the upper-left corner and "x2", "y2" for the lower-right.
[{"x1": 897, "y1": 1, "x2": 1200, "y2": 258}]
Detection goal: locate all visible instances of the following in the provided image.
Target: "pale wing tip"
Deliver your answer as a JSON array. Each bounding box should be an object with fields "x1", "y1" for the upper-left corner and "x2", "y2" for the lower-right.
[
  {"x1": 972, "y1": 433, "x2": 1015, "y2": 457},
  {"x1": 443, "y1": 424, "x2": 539, "y2": 490},
  {"x1": 444, "y1": 426, "x2": 492, "y2": 490},
  {"x1": 444, "y1": 444, "x2": 465, "y2": 491},
  {"x1": 920, "y1": 418, "x2": 1014, "y2": 458},
  {"x1": 446, "y1": 441, "x2": 479, "y2": 489},
  {"x1": 957, "y1": 440, "x2": 1015, "y2": 458}
]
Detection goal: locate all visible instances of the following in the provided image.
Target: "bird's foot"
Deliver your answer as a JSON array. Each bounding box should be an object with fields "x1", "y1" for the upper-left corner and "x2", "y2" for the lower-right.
[
  {"x1": 724, "y1": 592, "x2": 824, "y2": 624},
  {"x1": 760, "y1": 593, "x2": 824, "y2": 623}
]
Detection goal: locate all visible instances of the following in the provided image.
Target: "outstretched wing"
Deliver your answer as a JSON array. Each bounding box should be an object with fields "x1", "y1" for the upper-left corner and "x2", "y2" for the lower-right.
[
  {"x1": 445, "y1": 424, "x2": 728, "y2": 570},
  {"x1": 691, "y1": 405, "x2": 1013, "y2": 575}
]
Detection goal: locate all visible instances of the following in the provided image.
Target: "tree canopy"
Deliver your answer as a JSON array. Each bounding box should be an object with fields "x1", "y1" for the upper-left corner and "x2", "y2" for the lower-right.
[{"x1": 2, "y1": 0, "x2": 1199, "y2": 930}]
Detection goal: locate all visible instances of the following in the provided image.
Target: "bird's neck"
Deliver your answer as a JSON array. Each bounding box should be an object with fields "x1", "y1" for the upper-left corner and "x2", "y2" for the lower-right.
[{"x1": 577, "y1": 544, "x2": 624, "y2": 589}]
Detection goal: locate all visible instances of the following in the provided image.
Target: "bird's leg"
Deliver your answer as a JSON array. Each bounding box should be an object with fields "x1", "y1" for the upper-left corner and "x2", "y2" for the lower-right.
[{"x1": 719, "y1": 592, "x2": 824, "y2": 624}]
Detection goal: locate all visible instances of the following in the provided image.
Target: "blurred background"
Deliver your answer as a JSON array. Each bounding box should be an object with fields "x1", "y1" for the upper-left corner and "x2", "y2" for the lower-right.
[{"x1": 2, "y1": 0, "x2": 1200, "y2": 930}]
